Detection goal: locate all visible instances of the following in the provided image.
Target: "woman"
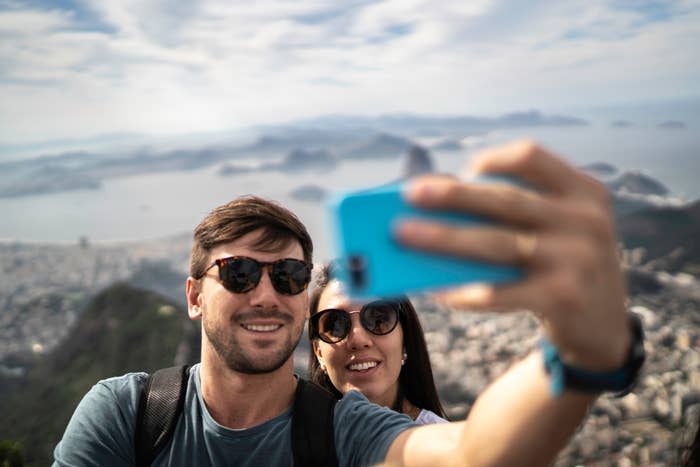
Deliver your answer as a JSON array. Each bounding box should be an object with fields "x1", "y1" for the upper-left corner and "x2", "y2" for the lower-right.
[{"x1": 307, "y1": 264, "x2": 447, "y2": 424}]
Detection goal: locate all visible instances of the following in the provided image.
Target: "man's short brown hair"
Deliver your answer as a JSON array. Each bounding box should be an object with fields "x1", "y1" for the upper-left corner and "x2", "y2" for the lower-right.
[{"x1": 189, "y1": 196, "x2": 313, "y2": 279}]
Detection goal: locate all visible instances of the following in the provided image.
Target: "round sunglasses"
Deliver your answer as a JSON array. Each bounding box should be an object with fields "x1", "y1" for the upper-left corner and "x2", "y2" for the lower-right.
[
  {"x1": 310, "y1": 300, "x2": 401, "y2": 344},
  {"x1": 202, "y1": 256, "x2": 312, "y2": 295}
]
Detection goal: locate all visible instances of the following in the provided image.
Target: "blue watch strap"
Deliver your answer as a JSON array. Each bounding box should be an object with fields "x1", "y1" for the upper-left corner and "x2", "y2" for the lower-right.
[
  {"x1": 540, "y1": 338, "x2": 566, "y2": 397},
  {"x1": 540, "y1": 313, "x2": 645, "y2": 398},
  {"x1": 540, "y1": 338, "x2": 629, "y2": 397}
]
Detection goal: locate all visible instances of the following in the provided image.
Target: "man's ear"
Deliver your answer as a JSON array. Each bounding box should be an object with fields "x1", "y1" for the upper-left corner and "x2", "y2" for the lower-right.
[{"x1": 186, "y1": 277, "x2": 202, "y2": 320}]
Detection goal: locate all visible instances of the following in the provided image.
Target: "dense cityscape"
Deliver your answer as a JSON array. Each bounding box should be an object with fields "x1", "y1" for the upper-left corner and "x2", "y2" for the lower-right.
[{"x1": 1, "y1": 228, "x2": 698, "y2": 465}]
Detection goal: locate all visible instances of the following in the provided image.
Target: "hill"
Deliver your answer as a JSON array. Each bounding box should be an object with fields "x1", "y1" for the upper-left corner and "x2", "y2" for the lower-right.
[
  {"x1": 0, "y1": 283, "x2": 199, "y2": 466},
  {"x1": 617, "y1": 199, "x2": 700, "y2": 274},
  {"x1": 0, "y1": 110, "x2": 588, "y2": 199}
]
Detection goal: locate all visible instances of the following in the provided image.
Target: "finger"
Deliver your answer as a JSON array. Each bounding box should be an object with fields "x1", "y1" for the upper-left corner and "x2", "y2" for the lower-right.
[
  {"x1": 404, "y1": 177, "x2": 615, "y2": 242},
  {"x1": 433, "y1": 279, "x2": 547, "y2": 312},
  {"x1": 403, "y1": 176, "x2": 556, "y2": 229},
  {"x1": 394, "y1": 220, "x2": 545, "y2": 266},
  {"x1": 431, "y1": 284, "x2": 496, "y2": 309},
  {"x1": 467, "y1": 140, "x2": 605, "y2": 200}
]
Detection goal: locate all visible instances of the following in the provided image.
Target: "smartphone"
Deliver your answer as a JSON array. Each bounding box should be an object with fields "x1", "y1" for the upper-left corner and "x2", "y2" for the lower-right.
[{"x1": 326, "y1": 180, "x2": 522, "y2": 299}]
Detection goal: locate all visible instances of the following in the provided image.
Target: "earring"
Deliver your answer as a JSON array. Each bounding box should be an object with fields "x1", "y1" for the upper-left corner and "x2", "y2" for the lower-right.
[
  {"x1": 401, "y1": 352, "x2": 407, "y2": 366},
  {"x1": 319, "y1": 361, "x2": 327, "y2": 373}
]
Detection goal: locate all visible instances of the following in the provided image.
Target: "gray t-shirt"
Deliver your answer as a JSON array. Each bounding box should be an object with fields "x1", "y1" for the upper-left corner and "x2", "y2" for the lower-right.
[{"x1": 53, "y1": 364, "x2": 415, "y2": 466}]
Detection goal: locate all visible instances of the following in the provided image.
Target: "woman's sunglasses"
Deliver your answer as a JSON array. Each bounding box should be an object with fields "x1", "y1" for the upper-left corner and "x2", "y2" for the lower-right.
[
  {"x1": 202, "y1": 256, "x2": 312, "y2": 295},
  {"x1": 310, "y1": 300, "x2": 401, "y2": 344}
]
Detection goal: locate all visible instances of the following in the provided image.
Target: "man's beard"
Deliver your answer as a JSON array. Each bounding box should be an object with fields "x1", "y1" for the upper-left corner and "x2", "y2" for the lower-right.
[{"x1": 203, "y1": 310, "x2": 304, "y2": 374}]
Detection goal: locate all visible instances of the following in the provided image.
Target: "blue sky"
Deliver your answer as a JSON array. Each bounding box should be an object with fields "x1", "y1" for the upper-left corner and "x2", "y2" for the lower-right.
[{"x1": 0, "y1": 0, "x2": 698, "y2": 146}]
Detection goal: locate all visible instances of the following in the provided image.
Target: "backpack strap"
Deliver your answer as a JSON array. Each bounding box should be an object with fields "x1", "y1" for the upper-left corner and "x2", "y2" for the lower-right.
[
  {"x1": 291, "y1": 378, "x2": 339, "y2": 467},
  {"x1": 134, "y1": 368, "x2": 336, "y2": 467},
  {"x1": 134, "y1": 365, "x2": 190, "y2": 467}
]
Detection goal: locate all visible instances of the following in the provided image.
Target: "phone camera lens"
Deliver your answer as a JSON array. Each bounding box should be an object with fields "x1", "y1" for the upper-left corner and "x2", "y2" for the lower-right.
[{"x1": 348, "y1": 255, "x2": 366, "y2": 290}]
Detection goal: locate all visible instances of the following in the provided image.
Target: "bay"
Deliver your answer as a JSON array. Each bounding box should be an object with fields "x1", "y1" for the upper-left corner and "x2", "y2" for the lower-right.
[{"x1": 1, "y1": 124, "x2": 697, "y2": 262}]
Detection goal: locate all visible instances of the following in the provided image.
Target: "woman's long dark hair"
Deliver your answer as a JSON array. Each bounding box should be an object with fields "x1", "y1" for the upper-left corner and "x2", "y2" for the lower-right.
[{"x1": 307, "y1": 264, "x2": 447, "y2": 419}]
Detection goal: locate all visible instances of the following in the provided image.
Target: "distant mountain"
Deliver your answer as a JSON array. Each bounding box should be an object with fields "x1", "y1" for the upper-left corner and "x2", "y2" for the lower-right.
[
  {"x1": 0, "y1": 144, "x2": 242, "y2": 198},
  {"x1": 617, "y1": 200, "x2": 700, "y2": 274},
  {"x1": 657, "y1": 120, "x2": 686, "y2": 129},
  {"x1": 247, "y1": 127, "x2": 361, "y2": 151},
  {"x1": 608, "y1": 171, "x2": 669, "y2": 196},
  {"x1": 403, "y1": 145, "x2": 434, "y2": 178},
  {"x1": 494, "y1": 110, "x2": 587, "y2": 127},
  {"x1": 581, "y1": 162, "x2": 618, "y2": 178},
  {"x1": 279, "y1": 148, "x2": 337, "y2": 172},
  {"x1": 582, "y1": 168, "x2": 687, "y2": 218},
  {"x1": 611, "y1": 120, "x2": 635, "y2": 128},
  {"x1": 342, "y1": 133, "x2": 414, "y2": 159},
  {"x1": 611, "y1": 193, "x2": 682, "y2": 218},
  {"x1": 0, "y1": 110, "x2": 590, "y2": 199},
  {"x1": 0, "y1": 283, "x2": 199, "y2": 466},
  {"x1": 0, "y1": 166, "x2": 101, "y2": 197},
  {"x1": 299, "y1": 110, "x2": 588, "y2": 136}
]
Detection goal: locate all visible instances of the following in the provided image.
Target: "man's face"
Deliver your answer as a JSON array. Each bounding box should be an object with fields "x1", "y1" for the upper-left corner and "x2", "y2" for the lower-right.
[{"x1": 189, "y1": 229, "x2": 309, "y2": 374}]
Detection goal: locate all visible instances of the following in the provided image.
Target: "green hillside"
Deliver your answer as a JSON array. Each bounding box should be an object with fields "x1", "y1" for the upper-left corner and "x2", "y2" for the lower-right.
[{"x1": 0, "y1": 283, "x2": 200, "y2": 466}]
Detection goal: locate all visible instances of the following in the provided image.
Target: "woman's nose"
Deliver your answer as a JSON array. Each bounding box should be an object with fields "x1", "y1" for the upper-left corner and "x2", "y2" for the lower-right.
[{"x1": 346, "y1": 314, "x2": 372, "y2": 350}]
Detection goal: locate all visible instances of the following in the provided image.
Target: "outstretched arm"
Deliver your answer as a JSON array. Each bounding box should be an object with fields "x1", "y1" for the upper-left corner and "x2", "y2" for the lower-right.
[{"x1": 385, "y1": 140, "x2": 632, "y2": 467}]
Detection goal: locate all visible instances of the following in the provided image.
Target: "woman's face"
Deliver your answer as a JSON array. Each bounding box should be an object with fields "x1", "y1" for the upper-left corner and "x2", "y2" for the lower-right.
[{"x1": 312, "y1": 280, "x2": 404, "y2": 408}]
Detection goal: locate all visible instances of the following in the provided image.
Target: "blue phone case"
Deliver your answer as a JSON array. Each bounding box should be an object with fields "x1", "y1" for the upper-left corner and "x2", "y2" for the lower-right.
[{"x1": 327, "y1": 181, "x2": 522, "y2": 299}]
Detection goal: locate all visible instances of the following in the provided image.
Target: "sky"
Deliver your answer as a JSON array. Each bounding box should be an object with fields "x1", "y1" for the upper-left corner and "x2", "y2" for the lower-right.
[{"x1": 1, "y1": 0, "x2": 699, "y2": 147}]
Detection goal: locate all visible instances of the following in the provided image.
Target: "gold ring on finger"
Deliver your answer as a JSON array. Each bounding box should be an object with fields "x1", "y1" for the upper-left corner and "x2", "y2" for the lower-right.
[{"x1": 514, "y1": 231, "x2": 538, "y2": 263}]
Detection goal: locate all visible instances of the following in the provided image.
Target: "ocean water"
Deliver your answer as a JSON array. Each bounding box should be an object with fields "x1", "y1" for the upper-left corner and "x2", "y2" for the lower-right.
[{"x1": 1, "y1": 124, "x2": 698, "y2": 261}]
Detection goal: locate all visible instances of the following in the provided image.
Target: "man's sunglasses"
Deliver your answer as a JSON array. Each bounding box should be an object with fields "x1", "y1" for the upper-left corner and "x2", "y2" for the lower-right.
[
  {"x1": 310, "y1": 300, "x2": 401, "y2": 344},
  {"x1": 202, "y1": 256, "x2": 312, "y2": 295}
]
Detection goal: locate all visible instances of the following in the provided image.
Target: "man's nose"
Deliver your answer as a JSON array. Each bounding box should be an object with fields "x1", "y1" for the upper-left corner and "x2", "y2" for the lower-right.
[{"x1": 248, "y1": 268, "x2": 279, "y2": 308}]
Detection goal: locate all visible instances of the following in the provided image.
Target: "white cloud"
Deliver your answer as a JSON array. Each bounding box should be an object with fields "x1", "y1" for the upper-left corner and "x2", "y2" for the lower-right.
[
  {"x1": 0, "y1": 0, "x2": 698, "y2": 145},
  {"x1": 0, "y1": 8, "x2": 71, "y2": 33}
]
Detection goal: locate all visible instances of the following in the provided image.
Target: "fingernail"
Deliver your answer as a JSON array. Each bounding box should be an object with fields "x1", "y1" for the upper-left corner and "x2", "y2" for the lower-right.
[
  {"x1": 438, "y1": 284, "x2": 493, "y2": 307},
  {"x1": 405, "y1": 179, "x2": 440, "y2": 203},
  {"x1": 459, "y1": 284, "x2": 493, "y2": 303},
  {"x1": 394, "y1": 220, "x2": 432, "y2": 243}
]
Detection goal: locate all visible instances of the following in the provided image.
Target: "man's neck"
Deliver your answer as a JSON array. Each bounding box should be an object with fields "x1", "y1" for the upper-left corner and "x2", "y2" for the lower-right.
[{"x1": 198, "y1": 354, "x2": 298, "y2": 429}]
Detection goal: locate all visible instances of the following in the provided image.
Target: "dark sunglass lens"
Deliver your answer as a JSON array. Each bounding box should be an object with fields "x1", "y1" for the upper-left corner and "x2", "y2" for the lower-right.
[
  {"x1": 361, "y1": 302, "x2": 398, "y2": 335},
  {"x1": 318, "y1": 310, "x2": 351, "y2": 343},
  {"x1": 271, "y1": 259, "x2": 311, "y2": 295},
  {"x1": 220, "y1": 258, "x2": 261, "y2": 293}
]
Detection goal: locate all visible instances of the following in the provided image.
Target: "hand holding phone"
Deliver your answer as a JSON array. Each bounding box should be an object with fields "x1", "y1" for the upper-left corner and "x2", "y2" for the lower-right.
[{"x1": 327, "y1": 177, "x2": 523, "y2": 299}]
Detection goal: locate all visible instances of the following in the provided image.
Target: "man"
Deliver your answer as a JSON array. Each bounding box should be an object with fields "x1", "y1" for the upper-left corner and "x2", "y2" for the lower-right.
[{"x1": 54, "y1": 141, "x2": 638, "y2": 466}]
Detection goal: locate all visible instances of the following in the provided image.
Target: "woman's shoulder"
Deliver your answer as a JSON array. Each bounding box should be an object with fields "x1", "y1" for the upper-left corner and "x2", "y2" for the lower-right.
[{"x1": 415, "y1": 408, "x2": 448, "y2": 425}]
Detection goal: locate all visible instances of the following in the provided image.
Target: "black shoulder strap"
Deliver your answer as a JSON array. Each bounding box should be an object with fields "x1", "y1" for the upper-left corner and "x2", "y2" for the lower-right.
[
  {"x1": 134, "y1": 365, "x2": 190, "y2": 467},
  {"x1": 135, "y1": 369, "x2": 336, "y2": 467},
  {"x1": 292, "y1": 378, "x2": 339, "y2": 467}
]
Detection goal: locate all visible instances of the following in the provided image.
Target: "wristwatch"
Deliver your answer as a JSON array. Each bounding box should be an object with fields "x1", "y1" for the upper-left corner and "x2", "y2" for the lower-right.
[{"x1": 540, "y1": 312, "x2": 645, "y2": 397}]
